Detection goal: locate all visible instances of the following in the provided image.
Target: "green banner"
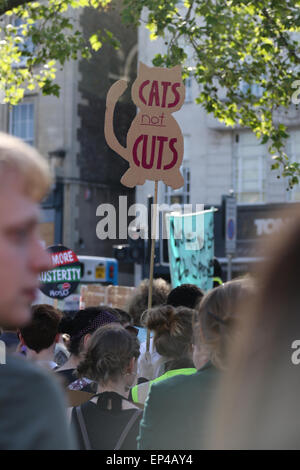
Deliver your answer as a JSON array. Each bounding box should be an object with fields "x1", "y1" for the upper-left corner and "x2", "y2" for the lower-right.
[{"x1": 167, "y1": 208, "x2": 215, "y2": 291}]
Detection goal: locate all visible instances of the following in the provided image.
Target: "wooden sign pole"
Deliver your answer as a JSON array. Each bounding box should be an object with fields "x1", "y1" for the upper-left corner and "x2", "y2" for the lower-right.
[
  {"x1": 104, "y1": 62, "x2": 186, "y2": 353},
  {"x1": 146, "y1": 180, "x2": 158, "y2": 352}
]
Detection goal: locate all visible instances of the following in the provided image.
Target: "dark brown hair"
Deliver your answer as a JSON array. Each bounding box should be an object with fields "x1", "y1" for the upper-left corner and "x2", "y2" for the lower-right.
[
  {"x1": 77, "y1": 324, "x2": 140, "y2": 384},
  {"x1": 20, "y1": 304, "x2": 62, "y2": 353},
  {"x1": 59, "y1": 306, "x2": 120, "y2": 356}
]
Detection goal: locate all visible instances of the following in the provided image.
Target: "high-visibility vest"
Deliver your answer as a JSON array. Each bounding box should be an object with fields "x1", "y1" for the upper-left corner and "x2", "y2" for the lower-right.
[
  {"x1": 213, "y1": 277, "x2": 223, "y2": 286},
  {"x1": 131, "y1": 368, "x2": 197, "y2": 405}
]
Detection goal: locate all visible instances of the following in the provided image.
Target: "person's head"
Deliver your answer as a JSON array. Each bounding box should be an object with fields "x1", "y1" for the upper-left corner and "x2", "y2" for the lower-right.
[
  {"x1": 127, "y1": 278, "x2": 171, "y2": 326},
  {"x1": 193, "y1": 278, "x2": 254, "y2": 370},
  {"x1": 113, "y1": 308, "x2": 138, "y2": 337},
  {"x1": 59, "y1": 306, "x2": 120, "y2": 357},
  {"x1": 113, "y1": 308, "x2": 133, "y2": 327},
  {"x1": 77, "y1": 323, "x2": 140, "y2": 390},
  {"x1": 19, "y1": 304, "x2": 62, "y2": 354},
  {"x1": 167, "y1": 284, "x2": 204, "y2": 309},
  {"x1": 0, "y1": 133, "x2": 52, "y2": 329},
  {"x1": 143, "y1": 305, "x2": 194, "y2": 370},
  {"x1": 209, "y1": 210, "x2": 300, "y2": 449}
]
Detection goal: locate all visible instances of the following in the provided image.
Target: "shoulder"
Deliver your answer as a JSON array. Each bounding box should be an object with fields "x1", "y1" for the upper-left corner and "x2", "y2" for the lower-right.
[
  {"x1": 0, "y1": 355, "x2": 70, "y2": 417},
  {"x1": 0, "y1": 356, "x2": 74, "y2": 449},
  {"x1": 150, "y1": 366, "x2": 219, "y2": 397},
  {"x1": 2, "y1": 355, "x2": 65, "y2": 396}
]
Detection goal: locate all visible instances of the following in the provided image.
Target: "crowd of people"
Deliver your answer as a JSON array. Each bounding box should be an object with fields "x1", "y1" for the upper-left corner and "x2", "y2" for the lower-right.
[{"x1": 1, "y1": 132, "x2": 300, "y2": 450}]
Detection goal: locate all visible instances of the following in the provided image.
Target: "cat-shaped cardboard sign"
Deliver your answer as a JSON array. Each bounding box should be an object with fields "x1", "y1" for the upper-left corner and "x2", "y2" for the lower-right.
[{"x1": 104, "y1": 62, "x2": 185, "y2": 190}]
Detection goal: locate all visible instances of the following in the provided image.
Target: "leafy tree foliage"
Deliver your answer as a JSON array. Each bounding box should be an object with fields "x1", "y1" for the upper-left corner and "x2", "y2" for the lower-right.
[{"x1": 1, "y1": 0, "x2": 300, "y2": 186}]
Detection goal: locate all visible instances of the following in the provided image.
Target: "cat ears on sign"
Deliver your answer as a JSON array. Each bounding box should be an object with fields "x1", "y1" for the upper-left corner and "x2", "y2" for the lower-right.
[{"x1": 138, "y1": 61, "x2": 182, "y2": 76}]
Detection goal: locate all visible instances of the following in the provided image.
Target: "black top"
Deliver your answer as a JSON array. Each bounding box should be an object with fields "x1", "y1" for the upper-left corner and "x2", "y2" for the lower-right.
[{"x1": 71, "y1": 391, "x2": 142, "y2": 450}]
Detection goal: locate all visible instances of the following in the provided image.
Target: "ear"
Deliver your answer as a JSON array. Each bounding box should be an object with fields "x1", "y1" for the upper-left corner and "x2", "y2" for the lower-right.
[
  {"x1": 139, "y1": 61, "x2": 150, "y2": 74},
  {"x1": 18, "y1": 333, "x2": 26, "y2": 346},
  {"x1": 83, "y1": 333, "x2": 91, "y2": 349},
  {"x1": 126, "y1": 356, "x2": 136, "y2": 375}
]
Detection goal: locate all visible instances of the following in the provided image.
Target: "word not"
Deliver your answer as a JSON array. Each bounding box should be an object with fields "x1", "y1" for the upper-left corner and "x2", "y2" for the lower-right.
[
  {"x1": 139, "y1": 80, "x2": 181, "y2": 108},
  {"x1": 51, "y1": 250, "x2": 77, "y2": 268},
  {"x1": 141, "y1": 113, "x2": 166, "y2": 127},
  {"x1": 133, "y1": 134, "x2": 178, "y2": 170},
  {"x1": 96, "y1": 197, "x2": 204, "y2": 241},
  {"x1": 39, "y1": 267, "x2": 81, "y2": 284},
  {"x1": 0, "y1": 340, "x2": 5, "y2": 365}
]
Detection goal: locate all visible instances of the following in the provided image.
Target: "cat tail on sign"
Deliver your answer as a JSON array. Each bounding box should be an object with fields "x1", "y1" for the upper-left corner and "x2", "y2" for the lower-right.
[{"x1": 104, "y1": 80, "x2": 129, "y2": 162}]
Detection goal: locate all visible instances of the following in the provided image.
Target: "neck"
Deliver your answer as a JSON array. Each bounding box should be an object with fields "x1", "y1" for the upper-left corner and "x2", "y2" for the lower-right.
[
  {"x1": 97, "y1": 379, "x2": 129, "y2": 399},
  {"x1": 35, "y1": 345, "x2": 56, "y2": 363}
]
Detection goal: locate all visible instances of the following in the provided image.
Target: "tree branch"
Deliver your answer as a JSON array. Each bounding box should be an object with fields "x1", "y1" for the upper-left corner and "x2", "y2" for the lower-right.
[
  {"x1": 261, "y1": 7, "x2": 300, "y2": 64},
  {"x1": 0, "y1": 0, "x2": 35, "y2": 16}
]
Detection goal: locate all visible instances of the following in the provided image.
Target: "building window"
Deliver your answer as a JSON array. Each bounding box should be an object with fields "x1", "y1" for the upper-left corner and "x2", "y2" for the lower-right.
[
  {"x1": 13, "y1": 17, "x2": 34, "y2": 68},
  {"x1": 235, "y1": 132, "x2": 266, "y2": 204},
  {"x1": 164, "y1": 167, "x2": 190, "y2": 205},
  {"x1": 184, "y1": 77, "x2": 193, "y2": 103},
  {"x1": 287, "y1": 129, "x2": 300, "y2": 202},
  {"x1": 9, "y1": 102, "x2": 34, "y2": 145},
  {"x1": 239, "y1": 80, "x2": 264, "y2": 98},
  {"x1": 164, "y1": 134, "x2": 191, "y2": 205}
]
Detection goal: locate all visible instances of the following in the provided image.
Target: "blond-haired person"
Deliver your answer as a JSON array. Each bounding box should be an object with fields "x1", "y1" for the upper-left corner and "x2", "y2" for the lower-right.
[
  {"x1": 138, "y1": 278, "x2": 254, "y2": 450},
  {"x1": 0, "y1": 133, "x2": 74, "y2": 450}
]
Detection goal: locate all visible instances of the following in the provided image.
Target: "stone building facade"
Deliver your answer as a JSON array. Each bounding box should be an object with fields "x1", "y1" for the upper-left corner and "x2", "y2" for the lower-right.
[
  {"x1": 0, "y1": 3, "x2": 138, "y2": 285},
  {"x1": 135, "y1": 21, "x2": 300, "y2": 282}
]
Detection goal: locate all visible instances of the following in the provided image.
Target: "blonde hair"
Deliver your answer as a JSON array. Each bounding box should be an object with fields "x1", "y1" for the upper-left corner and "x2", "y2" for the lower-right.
[
  {"x1": 194, "y1": 278, "x2": 254, "y2": 370},
  {"x1": 0, "y1": 132, "x2": 51, "y2": 201}
]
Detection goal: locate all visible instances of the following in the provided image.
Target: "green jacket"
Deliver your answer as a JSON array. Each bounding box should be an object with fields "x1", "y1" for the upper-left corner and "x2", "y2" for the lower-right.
[
  {"x1": 137, "y1": 362, "x2": 219, "y2": 450},
  {"x1": 131, "y1": 368, "x2": 197, "y2": 404}
]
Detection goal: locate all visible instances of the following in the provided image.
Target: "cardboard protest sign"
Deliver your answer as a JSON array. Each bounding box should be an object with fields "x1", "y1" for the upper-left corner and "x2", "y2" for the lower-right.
[
  {"x1": 80, "y1": 284, "x2": 136, "y2": 310},
  {"x1": 66, "y1": 390, "x2": 94, "y2": 408},
  {"x1": 39, "y1": 245, "x2": 81, "y2": 300},
  {"x1": 167, "y1": 209, "x2": 215, "y2": 291},
  {"x1": 105, "y1": 62, "x2": 185, "y2": 189}
]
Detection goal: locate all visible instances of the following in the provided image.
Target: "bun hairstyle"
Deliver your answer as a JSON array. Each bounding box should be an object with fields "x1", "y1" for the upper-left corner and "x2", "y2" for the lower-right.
[
  {"x1": 143, "y1": 305, "x2": 194, "y2": 365},
  {"x1": 194, "y1": 277, "x2": 255, "y2": 370},
  {"x1": 77, "y1": 324, "x2": 140, "y2": 384},
  {"x1": 58, "y1": 306, "x2": 120, "y2": 356}
]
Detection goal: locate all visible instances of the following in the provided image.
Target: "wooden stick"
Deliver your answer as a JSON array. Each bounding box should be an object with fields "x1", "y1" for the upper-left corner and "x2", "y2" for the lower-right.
[
  {"x1": 53, "y1": 299, "x2": 58, "y2": 309},
  {"x1": 146, "y1": 180, "x2": 158, "y2": 352}
]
